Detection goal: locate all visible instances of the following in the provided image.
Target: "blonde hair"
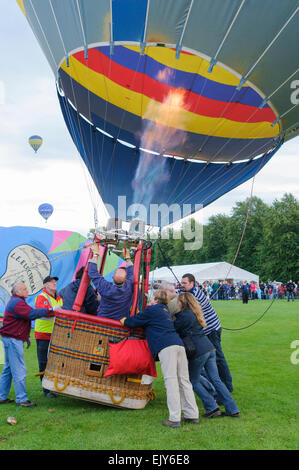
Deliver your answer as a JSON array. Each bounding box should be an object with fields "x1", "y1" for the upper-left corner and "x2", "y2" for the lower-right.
[
  {"x1": 178, "y1": 292, "x2": 207, "y2": 328},
  {"x1": 154, "y1": 289, "x2": 170, "y2": 306}
]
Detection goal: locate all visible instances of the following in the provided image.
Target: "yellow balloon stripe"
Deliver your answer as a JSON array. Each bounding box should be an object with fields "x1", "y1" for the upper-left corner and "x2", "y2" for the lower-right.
[
  {"x1": 29, "y1": 138, "x2": 42, "y2": 146},
  {"x1": 61, "y1": 57, "x2": 279, "y2": 140},
  {"x1": 125, "y1": 45, "x2": 246, "y2": 88},
  {"x1": 16, "y1": 0, "x2": 26, "y2": 17}
]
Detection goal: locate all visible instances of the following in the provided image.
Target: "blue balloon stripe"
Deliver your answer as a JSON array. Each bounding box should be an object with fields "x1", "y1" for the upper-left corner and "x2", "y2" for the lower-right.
[{"x1": 94, "y1": 45, "x2": 267, "y2": 108}]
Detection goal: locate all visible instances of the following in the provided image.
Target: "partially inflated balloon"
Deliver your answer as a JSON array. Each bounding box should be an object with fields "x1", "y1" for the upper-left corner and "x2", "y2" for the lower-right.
[{"x1": 18, "y1": 1, "x2": 299, "y2": 225}]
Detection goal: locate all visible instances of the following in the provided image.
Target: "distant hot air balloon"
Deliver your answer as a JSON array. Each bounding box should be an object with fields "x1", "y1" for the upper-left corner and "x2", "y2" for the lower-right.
[
  {"x1": 38, "y1": 203, "x2": 54, "y2": 222},
  {"x1": 29, "y1": 135, "x2": 43, "y2": 153},
  {"x1": 19, "y1": 1, "x2": 299, "y2": 226}
]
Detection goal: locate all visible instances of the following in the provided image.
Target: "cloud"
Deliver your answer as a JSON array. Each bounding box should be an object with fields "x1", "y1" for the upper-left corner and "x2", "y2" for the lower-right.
[{"x1": 0, "y1": 150, "x2": 108, "y2": 236}]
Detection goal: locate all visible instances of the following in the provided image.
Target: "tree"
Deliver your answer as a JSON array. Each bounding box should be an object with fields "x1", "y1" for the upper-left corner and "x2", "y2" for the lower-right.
[
  {"x1": 147, "y1": 194, "x2": 298, "y2": 282},
  {"x1": 259, "y1": 194, "x2": 299, "y2": 281},
  {"x1": 199, "y1": 214, "x2": 231, "y2": 263},
  {"x1": 225, "y1": 197, "x2": 269, "y2": 275}
]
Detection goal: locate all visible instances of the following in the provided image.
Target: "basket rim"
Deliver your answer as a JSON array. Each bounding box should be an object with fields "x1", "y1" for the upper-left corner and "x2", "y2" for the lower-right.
[{"x1": 54, "y1": 309, "x2": 128, "y2": 328}]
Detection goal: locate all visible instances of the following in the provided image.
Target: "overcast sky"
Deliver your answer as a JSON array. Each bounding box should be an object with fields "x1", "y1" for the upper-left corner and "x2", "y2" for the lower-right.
[{"x1": 0, "y1": 2, "x2": 298, "y2": 238}]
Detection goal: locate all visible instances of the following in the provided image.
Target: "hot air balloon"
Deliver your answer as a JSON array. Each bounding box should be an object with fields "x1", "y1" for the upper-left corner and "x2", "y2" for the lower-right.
[
  {"x1": 38, "y1": 203, "x2": 53, "y2": 222},
  {"x1": 29, "y1": 135, "x2": 43, "y2": 153},
  {"x1": 18, "y1": 0, "x2": 299, "y2": 227}
]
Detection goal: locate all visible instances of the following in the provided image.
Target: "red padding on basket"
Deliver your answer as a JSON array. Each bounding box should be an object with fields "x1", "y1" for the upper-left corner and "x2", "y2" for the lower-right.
[{"x1": 104, "y1": 338, "x2": 157, "y2": 377}]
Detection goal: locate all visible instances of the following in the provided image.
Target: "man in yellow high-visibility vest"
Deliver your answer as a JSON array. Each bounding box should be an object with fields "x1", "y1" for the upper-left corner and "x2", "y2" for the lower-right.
[{"x1": 35, "y1": 276, "x2": 62, "y2": 397}]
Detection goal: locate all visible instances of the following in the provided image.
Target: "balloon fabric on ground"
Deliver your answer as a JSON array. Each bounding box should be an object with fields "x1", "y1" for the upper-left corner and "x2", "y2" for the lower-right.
[
  {"x1": 17, "y1": 1, "x2": 299, "y2": 226},
  {"x1": 0, "y1": 226, "x2": 124, "y2": 312}
]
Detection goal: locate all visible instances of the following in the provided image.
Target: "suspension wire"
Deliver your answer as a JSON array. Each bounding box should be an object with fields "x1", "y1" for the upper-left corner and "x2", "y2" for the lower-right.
[
  {"x1": 171, "y1": 94, "x2": 279, "y2": 205},
  {"x1": 82, "y1": 40, "x2": 100, "y2": 207},
  {"x1": 183, "y1": 139, "x2": 279, "y2": 207},
  {"x1": 28, "y1": 0, "x2": 57, "y2": 71},
  {"x1": 163, "y1": 18, "x2": 299, "y2": 206},
  {"x1": 161, "y1": 53, "x2": 215, "y2": 206},
  {"x1": 194, "y1": 86, "x2": 249, "y2": 158},
  {"x1": 64, "y1": 72, "x2": 99, "y2": 211},
  {"x1": 105, "y1": 47, "x2": 144, "y2": 203},
  {"x1": 208, "y1": 0, "x2": 246, "y2": 72},
  {"x1": 149, "y1": 43, "x2": 283, "y2": 327},
  {"x1": 165, "y1": 55, "x2": 212, "y2": 204},
  {"x1": 83, "y1": 46, "x2": 108, "y2": 223},
  {"x1": 154, "y1": 144, "x2": 281, "y2": 331},
  {"x1": 222, "y1": 298, "x2": 276, "y2": 331},
  {"x1": 35, "y1": 1, "x2": 101, "y2": 229},
  {"x1": 156, "y1": 240, "x2": 181, "y2": 286},
  {"x1": 236, "y1": 6, "x2": 299, "y2": 88},
  {"x1": 176, "y1": 0, "x2": 194, "y2": 57},
  {"x1": 177, "y1": 133, "x2": 280, "y2": 207},
  {"x1": 165, "y1": 74, "x2": 272, "y2": 207},
  {"x1": 28, "y1": 0, "x2": 104, "y2": 219},
  {"x1": 210, "y1": 163, "x2": 260, "y2": 301}
]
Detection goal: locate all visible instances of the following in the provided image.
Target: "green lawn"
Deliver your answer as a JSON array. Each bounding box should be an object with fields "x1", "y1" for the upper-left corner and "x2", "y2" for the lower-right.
[{"x1": 0, "y1": 300, "x2": 298, "y2": 450}]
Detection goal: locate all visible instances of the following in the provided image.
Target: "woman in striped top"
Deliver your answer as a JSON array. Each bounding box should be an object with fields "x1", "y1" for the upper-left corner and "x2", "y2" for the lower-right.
[{"x1": 180, "y1": 273, "x2": 233, "y2": 393}]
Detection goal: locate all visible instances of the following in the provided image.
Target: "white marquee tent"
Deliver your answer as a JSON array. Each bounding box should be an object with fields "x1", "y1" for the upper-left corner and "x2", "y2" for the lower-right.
[{"x1": 149, "y1": 262, "x2": 259, "y2": 284}]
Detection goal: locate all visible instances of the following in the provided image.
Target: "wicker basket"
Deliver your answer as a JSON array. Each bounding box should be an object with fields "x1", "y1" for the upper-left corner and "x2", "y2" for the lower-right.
[{"x1": 42, "y1": 310, "x2": 155, "y2": 409}]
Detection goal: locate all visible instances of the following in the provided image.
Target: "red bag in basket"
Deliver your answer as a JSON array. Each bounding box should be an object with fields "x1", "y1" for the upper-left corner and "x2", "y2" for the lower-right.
[{"x1": 104, "y1": 338, "x2": 157, "y2": 377}]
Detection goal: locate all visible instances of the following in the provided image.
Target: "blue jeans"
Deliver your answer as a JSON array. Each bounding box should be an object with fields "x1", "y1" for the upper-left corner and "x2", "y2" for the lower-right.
[
  {"x1": 0, "y1": 337, "x2": 28, "y2": 403},
  {"x1": 287, "y1": 292, "x2": 295, "y2": 301},
  {"x1": 200, "y1": 372, "x2": 217, "y2": 399},
  {"x1": 207, "y1": 328, "x2": 233, "y2": 392},
  {"x1": 189, "y1": 350, "x2": 239, "y2": 415}
]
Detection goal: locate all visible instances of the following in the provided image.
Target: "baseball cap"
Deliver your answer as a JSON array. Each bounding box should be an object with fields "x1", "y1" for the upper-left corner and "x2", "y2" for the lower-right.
[{"x1": 43, "y1": 276, "x2": 59, "y2": 284}]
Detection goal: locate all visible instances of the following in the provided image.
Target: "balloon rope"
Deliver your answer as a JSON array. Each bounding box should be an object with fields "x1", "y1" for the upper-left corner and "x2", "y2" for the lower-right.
[
  {"x1": 222, "y1": 298, "x2": 276, "y2": 331},
  {"x1": 209, "y1": 141, "x2": 283, "y2": 301},
  {"x1": 173, "y1": 138, "x2": 276, "y2": 206},
  {"x1": 209, "y1": 174, "x2": 257, "y2": 301},
  {"x1": 155, "y1": 149, "x2": 279, "y2": 331}
]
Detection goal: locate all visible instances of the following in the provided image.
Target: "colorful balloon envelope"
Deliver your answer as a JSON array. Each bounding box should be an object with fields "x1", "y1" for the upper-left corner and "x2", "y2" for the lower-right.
[
  {"x1": 18, "y1": 0, "x2": 299, "y2": 225},
  {"x1": 0, "y1": 226, "x2": 124, "y2": 312}
]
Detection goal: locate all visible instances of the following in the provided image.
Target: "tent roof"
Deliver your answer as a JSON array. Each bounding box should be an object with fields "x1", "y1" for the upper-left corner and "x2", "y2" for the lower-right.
[{"x1": 150, "y1": 262, "x2": 259, "y2": 283}]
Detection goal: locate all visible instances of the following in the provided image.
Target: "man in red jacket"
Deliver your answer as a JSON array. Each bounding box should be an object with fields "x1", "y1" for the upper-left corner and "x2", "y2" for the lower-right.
[{"x1": 0, "y1": 282, "x2": 55, "y2": 407}]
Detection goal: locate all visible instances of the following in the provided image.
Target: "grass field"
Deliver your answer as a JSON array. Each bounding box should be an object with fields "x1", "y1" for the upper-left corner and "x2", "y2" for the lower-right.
[{"x1": 0, "y1": 300, "x2": 298, "y2": 451}]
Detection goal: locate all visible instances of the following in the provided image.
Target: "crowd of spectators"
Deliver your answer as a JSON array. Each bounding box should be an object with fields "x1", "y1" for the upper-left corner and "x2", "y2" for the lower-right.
[{"x1": 164, "y1": 279, "x2": 299, "y2": 301}]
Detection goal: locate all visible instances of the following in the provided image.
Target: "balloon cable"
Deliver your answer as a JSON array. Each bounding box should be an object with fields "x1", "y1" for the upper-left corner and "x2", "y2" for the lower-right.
[{"x1": 154, "y1": 150, "x2": 280, "y2": 331}]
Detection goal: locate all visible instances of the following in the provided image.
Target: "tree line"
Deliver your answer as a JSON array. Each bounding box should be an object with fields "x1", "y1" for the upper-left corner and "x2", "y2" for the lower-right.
[{"x1": 149, "y1": 193, "x2": 299, "y2": 283}]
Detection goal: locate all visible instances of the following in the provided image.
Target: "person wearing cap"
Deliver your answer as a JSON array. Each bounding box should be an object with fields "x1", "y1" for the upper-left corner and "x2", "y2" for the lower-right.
[
  {"x1": 0, "y1": 282, "x2": 56, "y2": 407},
  {"x1": 34, "y1": 275, "x2": 63, "y2": 397}
]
